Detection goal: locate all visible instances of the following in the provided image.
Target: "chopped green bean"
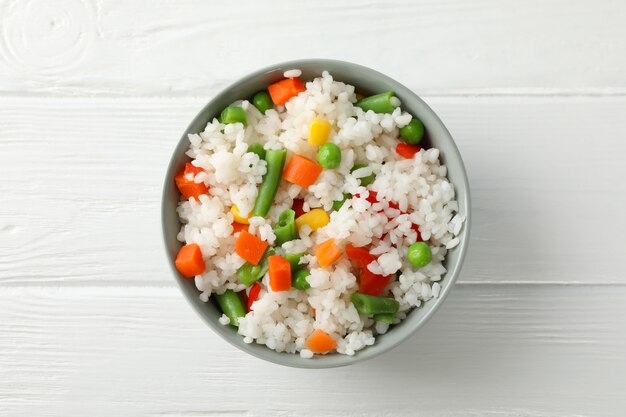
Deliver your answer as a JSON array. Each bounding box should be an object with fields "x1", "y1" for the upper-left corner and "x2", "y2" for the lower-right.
[
  {"x1": 252, "y1": 149, "x2": 286, "y2": 217},
  {"x1": 399, "y1": 118, "x2": 424, "y2": 145},
  {"x1": 215, "y1": 290, "x2": 246, "y2": 326},
  {"x1": 350, "y1": 293, "x2": 399, "y2": 315},
  {"x1": 355, "y1": 92, "x2": 397, "y2": 114},
  {"x1": 274, "y1": 209, "x2": 297, "y2": 245},
  {"x1": 284, "y1": 252, "x2": 304, "y2": 270},
  {"x1": 236, "y1": 248, "x2": 274, "y2": 286},
  {"x1": 292, "y1": 268, "x2": 311, "y2": 290},
  {"x1": 351, "y1": 163, "x2": 375, "y2": 186},
  {"x1": 247, "y1": 143, "x2": 266, "y2": 160},
  {"x1": 220, "y1": 106, "x2": 247, "y2": 126},
  {"x1": 332, "y1": 193, "x2": 351, "y2": 211},
  {"x1": 252, "y1": 91, "x2": 273, "y2": 114},
  {"x1": 374, "y1": 313, "x2": 395, "y2": 324}
]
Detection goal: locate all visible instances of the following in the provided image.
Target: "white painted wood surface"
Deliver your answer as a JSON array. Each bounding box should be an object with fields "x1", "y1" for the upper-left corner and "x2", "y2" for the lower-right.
[{"x1": 1, "y1": 0, "x2": 625, "y2": 415}]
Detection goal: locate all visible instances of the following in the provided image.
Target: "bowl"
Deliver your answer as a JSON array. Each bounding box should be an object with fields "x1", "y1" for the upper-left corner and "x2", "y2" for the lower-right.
[{"x1": 162, "y1": 59, "x2": 471, "y2": 368}]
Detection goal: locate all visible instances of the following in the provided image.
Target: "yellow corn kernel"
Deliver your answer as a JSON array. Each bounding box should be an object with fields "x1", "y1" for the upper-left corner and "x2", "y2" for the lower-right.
[
  {"x1": 308, "y1": 118, "x2": 332, "y2": 146},
  {"x1": 230, "y1": 205, "x2": 250, "y2": 224},
  {"x1": 295, "y1": 208, "x2": 329, "y2": 231}
]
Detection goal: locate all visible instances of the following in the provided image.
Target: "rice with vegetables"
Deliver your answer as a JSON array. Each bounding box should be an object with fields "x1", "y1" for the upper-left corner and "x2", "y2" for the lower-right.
[{"x1": 173, "y1": 70, "x2": 464, "y2": 358}]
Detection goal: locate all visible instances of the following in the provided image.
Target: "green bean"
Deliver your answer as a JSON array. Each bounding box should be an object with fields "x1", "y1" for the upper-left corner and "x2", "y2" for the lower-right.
[
  {"x1": 374, "y1": 313, "x2": 395, "y2": 324},
  {"x1": 220, "y1": 106, "x2": 247, "y2": 126},
  {"x1": 252, "y1": 149, "x2": 286, "y2": 217},
  {"x1": 332, "y1": 193, "x2": 351, "y2": 211},
  {"x1": 399, "y1": 118, "x2": 425, "y2": 145},
  {"x1": 350, "y1": 293, "x2": 399, "y2": 315},
  {"x1": 215, "y1": 290, "x2": 246, "y2": 327},
  {"x1": 355, "y1": 92, "x2": 397, "y2": 114},
  {"x1": 247, "y1": 143, "x2": 266, "y2": 160},
  {"x1": 284, "y1": 252, "x2": 304, "y2": 270},
  {"x1": 252, "y1": 91, "x2": 273, "y2": 114},
  {"x1": 350, "y1": 163, "x2": 375, "y2": 186},
  {"x1": 273, "y1": 209, "x2": 297, "y2": 245},
  {"x1": 236, "y1": 248, "x2": 274, "y2": 286},
  {"x1": 292, "y1": 268, "x2": 311, "y2": 290}
]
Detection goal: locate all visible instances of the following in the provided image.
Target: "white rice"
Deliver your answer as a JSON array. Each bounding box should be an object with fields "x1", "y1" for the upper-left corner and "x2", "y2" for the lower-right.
[{"x1": 176, "y1": 71, "x2": 464, "y2": 357}]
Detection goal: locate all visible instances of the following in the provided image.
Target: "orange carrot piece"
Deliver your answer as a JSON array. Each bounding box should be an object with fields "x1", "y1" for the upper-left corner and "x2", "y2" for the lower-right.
[
  {"x1": 231, "y1": 222, "x2": 249, "y2": 235},
  {"x1": 282, "y1": 154, "x2": 323, "y2": 188},
  {"x1": 184, "y1": 162, "x2": 204, "y2": 176},
  {"x1": 235, "y1": 230, "x2": 268, "y2": 265},
  {"x1": 175, "y1": 243, "x2": 206, "y2": 278},
  {"x1": 175, "y1": 169, "x2": 208, "y2": 200},
  {"x1": 315, "y1": 238, "x2": 342, "y2": 268},
  {"x1": 268, "y1": 255, "x2": 291, "y2": 292},
  {"x1": 268, "y1": 77, "x2": 306, "y2": 105},
  {"x1": 306, "y1": 329, "x2": 337, "y2": 353}
]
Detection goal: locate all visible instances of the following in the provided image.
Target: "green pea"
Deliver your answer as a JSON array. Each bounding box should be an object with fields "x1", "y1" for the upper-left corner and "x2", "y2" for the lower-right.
[
  {"x1": 220, "y1": 106, "x2": 247, "y2": 126},
  {"x1": 247, "y1": 143, "x2": 266, "y2": 160},
  {"x1": 292, "y1": 268, "x2": 311, "y2": 290},
  {"x1": 351, "y1": 163, "x2": 375, "y2": 186},
  {"x1": 407, "y1": 242, "x2": 432, "y2": 268},
  {"x1": 317, "y1": 143, "x2": 341, "y2": 169},
  {"x1": 252, "y1": 91, "x2": 273, "y2": 114},
  {"x1": 399, "y1": 119, "x2": 424, "y2": 145},
  {"x1": 332, "y1": 193, "x2": 351, "y2": 211}
]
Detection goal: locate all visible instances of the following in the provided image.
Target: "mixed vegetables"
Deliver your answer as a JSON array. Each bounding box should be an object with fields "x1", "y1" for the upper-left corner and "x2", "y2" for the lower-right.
[{"x1": 173, "y1": 75, "x2": 432, "y2": 355}]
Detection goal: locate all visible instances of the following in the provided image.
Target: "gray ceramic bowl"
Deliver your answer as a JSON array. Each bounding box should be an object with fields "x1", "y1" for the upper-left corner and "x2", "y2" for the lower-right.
[{"x1": 162, "y1": 59, "x2": 470, "y2": 368}]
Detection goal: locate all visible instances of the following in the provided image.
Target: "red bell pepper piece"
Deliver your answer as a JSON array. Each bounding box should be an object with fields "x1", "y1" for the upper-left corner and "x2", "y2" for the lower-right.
[
  {"x1": 292, "y1": 198, "x2": 306, "y2": 218},
  {"x1": 396, "y1": 143, "x2": 422, "y2": 159},
  {"x1": 345, "y1": 244, "x2": 392, "y2": 296},
  {"x1": 247, "y1": 282, "x2": 262, "y2": 312}
]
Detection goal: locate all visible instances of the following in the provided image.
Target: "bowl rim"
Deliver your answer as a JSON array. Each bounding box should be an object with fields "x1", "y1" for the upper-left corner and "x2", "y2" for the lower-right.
[{"x1": 161, "y1": 58, "x2": 471, "y2": 368}]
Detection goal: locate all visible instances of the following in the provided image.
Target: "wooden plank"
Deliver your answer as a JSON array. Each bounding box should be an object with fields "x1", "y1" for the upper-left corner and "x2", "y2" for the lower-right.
[
  {"x1": 1, "y1": 97, "x2": 625, "y2": 285},
  {"x1": 0, "y1": 0, "x2": 625, "y2": 96},
  {"x1": 1, "y1": 285, "x2": 624, "y2": 416}
]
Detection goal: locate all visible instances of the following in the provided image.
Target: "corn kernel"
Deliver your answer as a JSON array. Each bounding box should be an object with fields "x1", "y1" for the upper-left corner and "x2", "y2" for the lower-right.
[
  {"x1": 295, "y1": 208, "x2": 329, "y2": 231},
  {"x1": 230, "y1": 205, "x2": 250, "y2": 224},
  {"x1": 308, "y1": 118, "x2": 332, "y2": 146}
]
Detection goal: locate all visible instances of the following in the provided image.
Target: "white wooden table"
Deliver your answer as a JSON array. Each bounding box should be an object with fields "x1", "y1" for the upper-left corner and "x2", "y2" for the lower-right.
[{"x1": 1, "y1": 1, "x2": 625, "y2": 415}]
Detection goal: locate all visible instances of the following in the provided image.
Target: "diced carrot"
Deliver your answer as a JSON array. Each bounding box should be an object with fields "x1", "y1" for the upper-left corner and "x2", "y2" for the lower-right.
[
  {"x1": 306, "y1": 329, "x2": 337, "y2": 353},
  {"x1": 282, "y1": 154, "x2": 323, "y2": 188},
  {"x1": 235, "y1": 230, "x2": 269, "y2": 265},
  {"x1": 247, "y1": 282, "x2": 262, "y2": 312},
  {"x1": 184, "y1": 162, "x2": 204, "y2": 176},
  {"x1": 268, "y1": 255, "x2": 291, "y2": 292},
  {"x1": 268, "y1": 77, "x2": 306, "y2": 105},
  {"x1": 311, "y1": 307, "x2": 316, "y2": 317},
  {"x1": 175, "y1": 243, "x2": 206, "y2": 278},
  {"x1": 315, "y1": 238, "x2": 342, "y2": 268},
  {"x1": 231, "y1": 222, "x2": 249, "y2": 235},
  {"x1": 396, "y1": 143, "x2": 422, "y2": 159},
  {"x1": 175, "y1": 168, "x2": 208, "y2": 200}
]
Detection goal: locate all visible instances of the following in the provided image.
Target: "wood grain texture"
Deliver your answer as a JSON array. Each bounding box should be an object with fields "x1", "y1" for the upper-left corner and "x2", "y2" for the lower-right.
[
  {"x1": 1, "y1": 97, "x2": 625, "y2": 285},
  {"x1": 1, "y1": 285, "x2": 625, "y2": 417},
  {"x1": 0, "y1": 0, "x2": 625, "y2": 96}
]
